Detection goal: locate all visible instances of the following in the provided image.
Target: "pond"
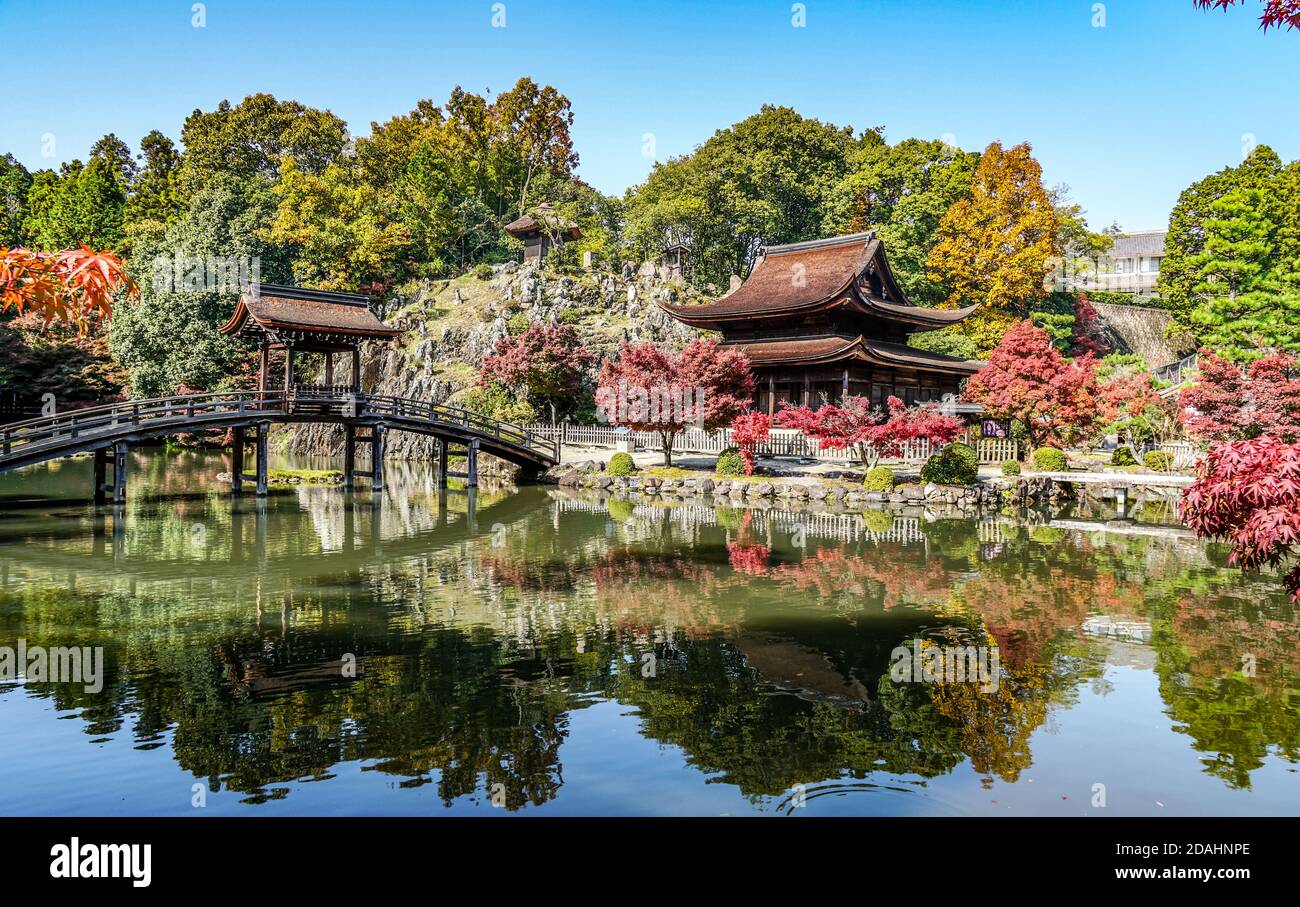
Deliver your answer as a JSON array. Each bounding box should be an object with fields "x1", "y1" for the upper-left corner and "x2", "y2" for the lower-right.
[{"x1": 1, "y1": 449, "x2": 1297, "y2": 816}]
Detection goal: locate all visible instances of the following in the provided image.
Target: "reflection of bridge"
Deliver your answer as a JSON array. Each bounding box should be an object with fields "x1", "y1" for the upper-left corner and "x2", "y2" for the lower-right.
[{"x1": 0, "y1": 390, "x2": 558, "y2": 502}]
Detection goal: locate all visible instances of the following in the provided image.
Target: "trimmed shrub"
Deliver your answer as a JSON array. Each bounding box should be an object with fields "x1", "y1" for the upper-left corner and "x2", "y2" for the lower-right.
[
  {"x1": 864, "y1": 465, "x2": 895, "y2": 492},
  {"x1": 1144, "y1": 450, "x2": 1174, "y2": 471},
  {"x1": 715, "y1": 447, "x2": 746, "y2": 477},
  {"x1": 920, "y1": 442, "x2": 979, "y2": 485},
  {"x1": 1032, "y1": 446, "x2": 1068, "y2": 472},
  {"x1": 1000, "y1": 460, "x2": 1021, "y2": 476},
  {"x1": 607, "y1": 452, "x2": 636, "y2": 477},
  {"x1": 472, "y1": 262, "x2": 493, "y2": 281},
  {"x1": 1110, "y1": 446, "x2": 1137, "y2": 467}
]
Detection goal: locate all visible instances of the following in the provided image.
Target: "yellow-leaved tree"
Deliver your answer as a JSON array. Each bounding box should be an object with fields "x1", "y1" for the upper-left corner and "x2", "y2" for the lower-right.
[{"x1": 925, "y1": 141, "x2": 1060, "y2": 354}]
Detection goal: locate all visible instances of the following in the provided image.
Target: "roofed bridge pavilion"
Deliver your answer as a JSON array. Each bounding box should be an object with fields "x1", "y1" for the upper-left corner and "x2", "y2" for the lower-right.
[{"x1": 658, "y1": 232, "x2": 983, "y2": 414}]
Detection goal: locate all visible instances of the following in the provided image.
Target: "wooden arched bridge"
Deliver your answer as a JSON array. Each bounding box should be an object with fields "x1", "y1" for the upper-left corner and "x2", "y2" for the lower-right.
[{"x1": 0, "y1": 389, "x2": 558, "y2": 503}]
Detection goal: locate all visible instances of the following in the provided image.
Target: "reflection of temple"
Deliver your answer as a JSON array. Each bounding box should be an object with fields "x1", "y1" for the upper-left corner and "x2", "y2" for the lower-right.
[{"x1": 659, "y1": 232, "x2": 983, "y2": 413}]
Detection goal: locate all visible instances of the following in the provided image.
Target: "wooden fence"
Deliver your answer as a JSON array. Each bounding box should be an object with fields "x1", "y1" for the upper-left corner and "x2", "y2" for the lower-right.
[{"x1": 524, "y1": 423, "x2": 1019, "y2": 465}]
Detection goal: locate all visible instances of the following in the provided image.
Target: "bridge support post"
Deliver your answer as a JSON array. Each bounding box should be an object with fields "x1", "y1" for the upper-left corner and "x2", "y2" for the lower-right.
[
  {"x1": 112, "y1": 442, "x2": 128, "y2": 504},
  {"x1": 372, "y1": 423, "x2": 386, "y2": 493},
  {"x1": 466, "y1": 439, "x2": 478, "y2": 488},
  {"x1": 93, "y1": 448, "x2": 108, "y2": 505},
  {"x1": 343, "y1": 424, "x2": 355, "y2": 492},
  {"x1": 231, "y1": 427, "x2": 245, "y2": 493},
  {"x1": 256, "y1": 421, "x2": 269, "y2": 496},
  {"x1": 437, "y1": 439, "x2": 449, "y2": 488}
]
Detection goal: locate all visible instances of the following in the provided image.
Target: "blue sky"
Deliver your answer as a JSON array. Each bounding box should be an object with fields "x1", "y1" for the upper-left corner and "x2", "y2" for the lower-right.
[{"x1": 2, "y1": 0, "x2": 1296, "y2": 231}]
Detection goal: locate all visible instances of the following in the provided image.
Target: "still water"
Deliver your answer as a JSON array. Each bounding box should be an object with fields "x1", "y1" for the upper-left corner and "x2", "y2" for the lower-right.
[{"x1": 1, "y1": 449, "x2": 1297, "y2": 816}]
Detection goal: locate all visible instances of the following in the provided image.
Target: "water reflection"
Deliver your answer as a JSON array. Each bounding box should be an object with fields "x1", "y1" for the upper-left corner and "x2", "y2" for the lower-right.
[{"x1": 0, "y1": 451, "x2": 1297, "y2": 814}]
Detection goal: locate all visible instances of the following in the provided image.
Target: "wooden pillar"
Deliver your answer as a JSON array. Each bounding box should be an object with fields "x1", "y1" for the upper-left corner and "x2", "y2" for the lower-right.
[
  {"x1": 351, "y1": 347, "x2": 361, "y2": 392},
  {"x1": 112, "y1": 441, "x2": 128, "y2": 504},
  {"x1": 231, "y1": 427, "x2": 245, "y2": 493},
  {"x1": 325, "y1": 352, "x2": 334, "y2": 388},
  {"x1": 842, "y1": 368, "x2": 850, "y2": 403},
  {"x1": 256, "y1": 420, "x2": 269, "y2": 496},
  {"x1": 93, "y1": 448, "x2": 108, "y2": 505},
  {"x1": 371, "y1": 423, "x2": 386, "y2": 492},
  {"x1": 767, "y1": 375, "x2": 775, "y2": 417},
  {"x1": 283, "y1": 347, "x2": 294, "y2": 403},
  {"x1": 259, "y1": 341, "x2": 269, "y2": 404},
  {"x1": 803, "y1": 373, "x2": 811, "y2": 407},
  {"x1": 343, "y1": 424, "x2": 355, "y2": 491},
  {"x1": 437, "y1": 439, "x2": 449, "y2": 488},
  {"x1": 466, "y1": 438, "x2": 479, "y2": 488}
]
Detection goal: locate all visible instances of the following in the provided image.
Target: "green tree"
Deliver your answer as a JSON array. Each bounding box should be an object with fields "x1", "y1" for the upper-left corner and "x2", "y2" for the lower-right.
[
  {"x1": 124, "y1": 131, "x2": 184, "y2": 228},
  {"x1": 0, "y1": 153, "x2": 32, "y2": 246},
  {"x1": 624, "y1": 105, "x2": 855, "y2": 289},
  {"x1": 1159, "y1": 145, "x2": 1283, "y2": 321},
  {"x1": 22, "y1": 157, "x2": 127, "y2": 252},
  {"x1": 1188, "y1": 187, "x2": 1300, "y2": 359},
  {"x1": 824, "y1": 136, "x2": 979, "y2": 305}
]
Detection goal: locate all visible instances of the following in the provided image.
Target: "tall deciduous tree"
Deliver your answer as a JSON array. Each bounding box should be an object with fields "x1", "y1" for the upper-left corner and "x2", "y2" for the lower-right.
[
  {"x1": 823, "y1": 136, "x2": 979, "y2": 306},
  {"x1": 926, "y1": 141, "x2": 1061, "y2": 354},
  {"x1": 596, "y1": 339, "x2": 753, "y2": 466},
  {"x1": 22, "y1": 158, "x2": 127, "y2": 252},
  {"x1": 962, "y1": 319, "x2": 1099, "y2": 450},
  {"x1": 623, "y1": 105, "x2": 855, "y2": 290}
]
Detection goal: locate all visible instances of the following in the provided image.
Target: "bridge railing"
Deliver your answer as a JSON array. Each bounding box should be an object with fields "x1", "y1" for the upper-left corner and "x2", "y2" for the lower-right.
[
  {"x1": 0, "y1": 391, "x2": 290, "y2": 456},
  {"x1": 0, "y1": 390, "x2": 558, "y2": 463}
]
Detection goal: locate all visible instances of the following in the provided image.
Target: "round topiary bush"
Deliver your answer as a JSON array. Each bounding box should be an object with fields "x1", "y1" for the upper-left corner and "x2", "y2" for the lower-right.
[
  {"x1": 920, "y1": 442, "x2": 979, "y2": 485},
  {"x1": 1032, "y1": 447, "x2": 1068, "y2": 472},
  {"x1": 607, "y1": 452, "x2": 636, "y2": 476},
  {"x1": 863, "y1": 465, "x2": 895, "y2": 492},
  {"x1": 715, "y1": 447, "x2": 745, "y2": 477},
  {"x1": 1144, "y1": 450, "x2": 1174, "y2": 471},
  {"x1": 1000, "y1": 460, "x2": 1021, "y2": 476},
  {"x1": 1110, "y1": 446, "x2": 1137, "y2": 467}
]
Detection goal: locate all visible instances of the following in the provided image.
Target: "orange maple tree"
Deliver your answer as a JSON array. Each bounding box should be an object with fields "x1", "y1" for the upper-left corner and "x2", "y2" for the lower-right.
[{"x1": 0, "y1": 245, "x2": 136, "y2": 332}]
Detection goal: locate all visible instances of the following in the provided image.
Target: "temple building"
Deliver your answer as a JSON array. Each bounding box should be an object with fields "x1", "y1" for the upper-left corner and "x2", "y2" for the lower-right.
[{"x1": 658, "y1": 232, "x2": 983, "y2": 414}]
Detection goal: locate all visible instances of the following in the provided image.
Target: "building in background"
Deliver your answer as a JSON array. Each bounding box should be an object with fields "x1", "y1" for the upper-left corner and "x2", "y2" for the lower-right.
[{"x1": 1060, "y1": 229, "x2": 1167, "y2": 297}]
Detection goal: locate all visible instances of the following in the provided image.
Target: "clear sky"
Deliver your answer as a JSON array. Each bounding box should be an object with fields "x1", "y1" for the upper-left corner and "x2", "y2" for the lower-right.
[{"x1": 2, "y1": 0, "x2": 1296, "y2": 232}]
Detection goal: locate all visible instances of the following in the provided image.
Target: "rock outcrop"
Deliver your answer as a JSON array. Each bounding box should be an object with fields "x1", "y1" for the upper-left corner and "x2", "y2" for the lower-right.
[{"x1": 286, "y1": 262, "x2": 701, "y2": 459}]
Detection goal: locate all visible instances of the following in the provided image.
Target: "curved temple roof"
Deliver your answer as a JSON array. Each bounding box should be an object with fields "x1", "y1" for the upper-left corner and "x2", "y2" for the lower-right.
[
  {"x1": 219, "y1": 284, "x2": 402, "y2": 341},
  {"x1": 730, "y1": 334, "x2": 983, "y2": 375},
  {"x1": 658, "y1": 231, "x2": 978, "y2": 329}
]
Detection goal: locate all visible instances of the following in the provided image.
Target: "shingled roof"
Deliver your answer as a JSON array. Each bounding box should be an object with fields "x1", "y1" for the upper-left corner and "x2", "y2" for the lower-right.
[
  {"x1": 219, "y1": 285, "x2": 402, "y2": 341},
  {"x1": 729, "y1": 334, "x2": 983, "y2": 374},
  {"x1": 658, "y1": 232, "x2": 978, "y2": 328},
  {"x1": 503, "y1": 203, "x2": 582, "y2": 240}
]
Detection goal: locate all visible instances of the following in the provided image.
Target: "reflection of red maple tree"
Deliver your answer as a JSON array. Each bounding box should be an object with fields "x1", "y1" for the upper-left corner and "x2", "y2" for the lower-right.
[{"x1": 726, "y1": 511, "x2": 770, "y2": 574}]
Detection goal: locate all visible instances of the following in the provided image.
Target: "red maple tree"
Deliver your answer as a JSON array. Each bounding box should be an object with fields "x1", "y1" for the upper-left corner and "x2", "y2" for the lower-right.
[
  {"x1": 1195, "y1": 0, "x2": 1300, "y2": 32},
  {"x1": 962, "y1": 319, "x2": 1099, "y2": 451},
  {"x1": 479, "y1": 322, "x2": 596, "y2": 421},
  {"x1": 596, "y1": 338, "x2": 753, "y2": 466},
  {"x1": 1181, "y1": 437, "x2": 1300, "y2": 602},
  {"x1": 729, "y1": 411, "x2": 771, "y2": 475},
  {"x1": 1180, "y1": 350, "x2": 1300, "y2": 444},
  {"x1": 1, "y1": 245, "x2": 136, "y2": 332},
  {"x1": 774, "y1": 395, "x2": 963, "y2": 469}
]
